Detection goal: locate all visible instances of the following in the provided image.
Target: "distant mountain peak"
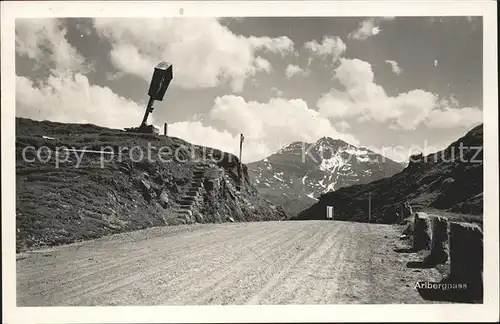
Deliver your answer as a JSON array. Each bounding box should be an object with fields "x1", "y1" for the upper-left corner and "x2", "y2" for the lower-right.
[
  {"x1": 315, "y1": 136, "x2": 347, "y2": 146},
  {"x1": 276, "y1": 141, "x2": 307, "y2": 154},
  {"x1": 248, "y1": 137, "x2": 404, "y2": 217},
  {"x1": 276, "y1": 137, "x2": 353, "y2": 156}
]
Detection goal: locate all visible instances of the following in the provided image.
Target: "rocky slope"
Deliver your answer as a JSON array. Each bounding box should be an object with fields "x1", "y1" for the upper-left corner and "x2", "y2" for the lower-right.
[
  {"x1": 247, "y1": 137, "x2": 404, "y2": 217},
  {"x1": 294, "y1": 124, "x2": 483, "y2": 223},
  {"x1": 15, "y1": 118, "x2": 286, "y2": 252}
]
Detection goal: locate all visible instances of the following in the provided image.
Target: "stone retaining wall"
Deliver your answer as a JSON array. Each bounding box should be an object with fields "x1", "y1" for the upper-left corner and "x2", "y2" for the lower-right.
[
  {"x1": 412, "y1": 212, "x2": 432, "y2": 251},
  {"x1": 405, "y1": 213, "x2": 483, "y2": 301},
  {"x1": 424, "y1": 216, "x2": 450, "y2": 265},
  {"x1": 449, "y1": 222, "x2": 483, "y2": 292}
]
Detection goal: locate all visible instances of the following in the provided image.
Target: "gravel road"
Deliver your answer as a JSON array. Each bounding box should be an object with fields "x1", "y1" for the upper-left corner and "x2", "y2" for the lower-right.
[{"x1": 17, "y1": 220, "x2": 441, "y2": 306}]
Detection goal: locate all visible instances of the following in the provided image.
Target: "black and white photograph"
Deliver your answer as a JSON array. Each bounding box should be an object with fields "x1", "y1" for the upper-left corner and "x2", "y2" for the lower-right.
[{"x1": 1, "y1": 1, "x2": 498, "y2": 323}]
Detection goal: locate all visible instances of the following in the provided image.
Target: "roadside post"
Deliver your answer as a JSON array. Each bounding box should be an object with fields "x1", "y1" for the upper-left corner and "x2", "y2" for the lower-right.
[
  {"x1": 238, "y1": 134, "x2": 244, "y2": 190},
  {"x1": 327, "y1": 206, "x2": 334, "y2": 220},
  {"x1": 368, "y1": 192, "x2": 372, "y2": 223}
]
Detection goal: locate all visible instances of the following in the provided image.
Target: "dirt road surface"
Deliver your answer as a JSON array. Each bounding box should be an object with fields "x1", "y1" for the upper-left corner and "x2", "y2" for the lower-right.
[{"x1": 17, "y1": 220, "x2": 441, "y2": 306}]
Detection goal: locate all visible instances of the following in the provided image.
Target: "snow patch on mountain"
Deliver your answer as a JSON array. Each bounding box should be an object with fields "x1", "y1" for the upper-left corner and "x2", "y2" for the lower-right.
[
  {"x1": 273, "y1": 172, "x2": 284, "y2": 182},
  {"x1": 319, "y1": 155, "x2": 345, "y2": 172},
  {"x1": 307, "y1": 193, "x2": 318, "y2": 201},
  {"x1": 326, "y1": 181, "x2": 337, "y2": 192}
]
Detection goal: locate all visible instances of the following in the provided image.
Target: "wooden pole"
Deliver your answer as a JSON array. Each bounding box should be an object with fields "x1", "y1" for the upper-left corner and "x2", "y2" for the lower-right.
[
  {"x1": 368, "y1": 192, "x2": 372, "y2": 222},
  {"x1": 164, "y1": 123, "x2": 167, "y2": 136},
  {"x1": 141, "y1": 97, "x2": 155, "y2": 126},
  {"x1": 239, "y1": 133, "x2": 243, "y2": 163},
  {"x1": 238, "y1": 134, "x2": 244, "y2": 190}
]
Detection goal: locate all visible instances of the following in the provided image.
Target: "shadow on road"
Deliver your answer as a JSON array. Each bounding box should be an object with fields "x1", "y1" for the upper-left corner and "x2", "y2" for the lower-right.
[
  {"x1": 406, "y1": 260, "x2": 436, "y2": 269},
  {"x1": 393, "y1": 247, "x2": 414, "y2": 253}
]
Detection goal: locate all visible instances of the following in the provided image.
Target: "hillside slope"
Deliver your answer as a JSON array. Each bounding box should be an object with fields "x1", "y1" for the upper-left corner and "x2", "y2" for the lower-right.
[
  {"x1": 248, "y1": 137, "x2": 403, "y2": 217},
  {"x1": 294, "y1": 124, "x2": 483, "y2": 223},
  {"x1": 15, "y1": 118, "x2": 286, "y2": 251}
]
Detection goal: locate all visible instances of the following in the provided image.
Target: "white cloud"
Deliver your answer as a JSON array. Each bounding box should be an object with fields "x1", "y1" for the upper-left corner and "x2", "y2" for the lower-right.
[
  {"x1": 438, "y1": 94, "x2": 460, "y2": 108},
  {"x1": 304, "y1": 36, "x2": 346, "y2": 64},
  {"x1": 208, "y1": 95, "x2": 358, "y2": 161},
  {"x1": 317, "y1": 89, "x2": 360, "y2": 119},
  {"x1": 334, "y1": 58, "x2": 379, "y2": 89},
  {"x1": 317, "y1": 58, "x2": 482, "y2": 130},
  {"x1": 247, "y1": 35, "x2": 295, "y2": 56},
  {"x1": 285, "y1": 64, "x2": 310, "y2": 78},
  {"x1": 93, "y1": 18, "x2": 294, "y2": 92},
  {"x1": 425, "y1": 107, "x2": 483, "y2": 129},
  {"x1": 16, "y1": 73, "x2": 145, "y2": 129},
  {"x1": 106, "y1": 71, "x2": 125, "y2": 81},
  {"x1": 254, "y1": 57, "x2": 272, "y2": 73},
  {"x1": 334, "y1": 121, "x2": 351, "y2": 132},
  {"x1": 16, "y1": 19, "x2": 89, "y2": 74},
  {"x1": 384, "y1": 60, "x2": 403, "y2": 75},
  {"x1": 270, "y1": 87, "x2": 284, "y2": 97},
  {"x1": 389, "y1": 89, "x2": 437, "y2": 129},
  {"x1": 15, "y1": 19, "x2": 145, "y2": 130},
  {"x1": 348, "y1": 17, "x2": 394, "y2": 40},
  {"x1": 167, "y1": 121, "x2": 271, "y2": 163},
  {"x1": 168, "y1": 121, "x2": 240, "y2": 155}
]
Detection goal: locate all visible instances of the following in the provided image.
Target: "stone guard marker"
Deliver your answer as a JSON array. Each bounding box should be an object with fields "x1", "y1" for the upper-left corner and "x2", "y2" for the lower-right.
[
  {"x1": 326, "y1": 206, "x2": 334, "y2": 220},
  {"x1": 412, "y1": 212, "x2": 432, "y2": 251},
  {"x1": 424, "y1": 216, "x2": 450, "y2": 265},
  {"x1": 448, "y1": 221, "x2": 483, "y2": 300}
]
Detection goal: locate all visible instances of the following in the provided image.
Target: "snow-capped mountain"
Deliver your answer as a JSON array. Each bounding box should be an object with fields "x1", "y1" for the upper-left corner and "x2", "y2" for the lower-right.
[{"x1": 247, "y1": 137, "x2": 404, "y2": 217}]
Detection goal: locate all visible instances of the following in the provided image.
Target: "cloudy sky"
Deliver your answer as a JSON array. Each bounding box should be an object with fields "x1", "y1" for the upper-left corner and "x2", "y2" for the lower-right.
[{"x1": 15, "y1": 17, "x2": 482, "y2": 163}]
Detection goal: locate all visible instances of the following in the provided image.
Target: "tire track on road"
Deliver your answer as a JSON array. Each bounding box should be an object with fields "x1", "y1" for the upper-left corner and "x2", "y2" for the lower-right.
[
  {"x1": 190, "y1": 223, "x2": 318, "y2": 305},
  {"x1": 18, "y1": 229, "x2": 226, "y2": 302},
  {"x1": 17, "y1": 225, "x2": 224, "y2": 290},
  {"x1": 272, "y1": 222, "x2": 345, "y2": 304},
  {"x1": 331, "y1": 222, "x2": 379, "y2": 303},
  {"x1": 97, "y1": 225, "x2": 294, "y2": 305},
  {"x1": 244, "y1": 223, "x2": 334, "y2": 305},
  {"x1": 18, "y1": 224, "x2": 272, "y2": 305},
  {"x1": 319, "y1": 221, "x2": 355, "y2": 303},
  {"x1": 17, "y1": 226, "x2": 223, "y2": 278},
  {"x1": 162, "y1": 226, "x2": 295, "y2": 304},
  {"x1": 65, "y1": 225, "x2": 279, "y2": 305}
]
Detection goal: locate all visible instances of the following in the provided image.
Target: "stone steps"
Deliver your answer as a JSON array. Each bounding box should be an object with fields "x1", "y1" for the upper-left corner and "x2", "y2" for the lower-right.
[
  {"x1": 178, "y1": 199, "x2": 196, "y2": 205},
  {"x1": 173, "y1": 164, "x2": 212, "y2": 223},
  {"x1": 178, "y1": 197, "x2": 195, "y2": 204}
]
